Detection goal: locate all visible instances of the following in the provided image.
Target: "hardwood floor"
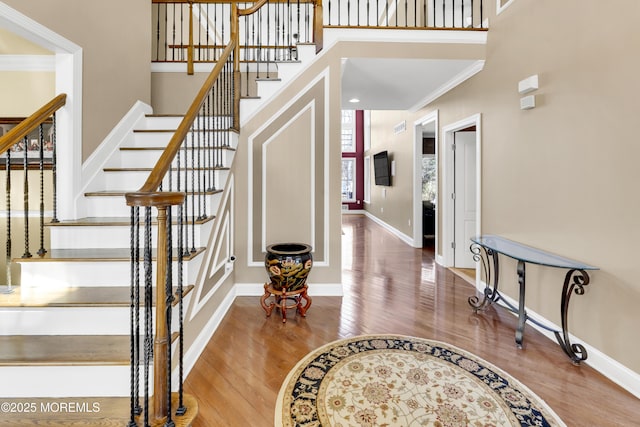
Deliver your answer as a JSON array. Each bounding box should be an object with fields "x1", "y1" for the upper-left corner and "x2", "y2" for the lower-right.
[{"x1": 184, "y1": 214, "x2": 639, "y2": 426}]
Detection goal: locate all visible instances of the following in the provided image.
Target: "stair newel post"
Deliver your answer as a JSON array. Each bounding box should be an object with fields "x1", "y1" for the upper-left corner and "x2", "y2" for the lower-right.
[
  {"x1": 187, "y1": 1, "x2": 194, "y2": 75},
  {"x1": 154, "y1": 204, "x2": 170, "y2": 424},
  {"x1": 125, "y1": 192, "x2": 184, "y2": 426},
  {"x1": 313, "y1": 0, "x2": 323, "y2": 53}
]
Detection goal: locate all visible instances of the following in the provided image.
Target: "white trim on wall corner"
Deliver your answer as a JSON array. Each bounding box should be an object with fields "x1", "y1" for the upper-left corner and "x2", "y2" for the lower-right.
[
  {"x1": 410, "y1": 61, "x2": 485, "y2": 112},
  {"x1": 497, "y1": 0, "x2": 517, "y2": 15},
  {"x1": 0, "y1": 55, "x2": 55, "y2": 71}
]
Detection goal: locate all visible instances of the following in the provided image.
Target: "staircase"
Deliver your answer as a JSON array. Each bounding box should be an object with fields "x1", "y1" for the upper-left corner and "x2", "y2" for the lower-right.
[{"x1": 0, "y1": 41, "x2": 315, "y2": 425}]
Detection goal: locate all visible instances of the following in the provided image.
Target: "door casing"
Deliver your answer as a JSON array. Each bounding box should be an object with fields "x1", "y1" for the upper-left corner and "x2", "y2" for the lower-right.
[{"x1": 440, "y1": 114, "x2": 482, "y2": 268}]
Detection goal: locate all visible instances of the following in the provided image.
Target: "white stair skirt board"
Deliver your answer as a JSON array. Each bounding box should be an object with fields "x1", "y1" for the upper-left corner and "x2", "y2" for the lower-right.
[{"x1": 99, "y1": 169, "x2": 229, "y2": 192}]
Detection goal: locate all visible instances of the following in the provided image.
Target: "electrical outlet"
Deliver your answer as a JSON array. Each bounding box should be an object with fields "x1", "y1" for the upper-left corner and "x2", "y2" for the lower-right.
[
  {"x1": 408, "y1": 219, "x2": 411, "y2": 226},
  {"x1": 381, "y1": 207, "x2": 384, "y2": 213}
]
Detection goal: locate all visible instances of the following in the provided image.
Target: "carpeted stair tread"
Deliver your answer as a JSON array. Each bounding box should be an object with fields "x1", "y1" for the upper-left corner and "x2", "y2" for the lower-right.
[
  {"x1": 0, "y1": 335, "x2": 130, "y2": 366},
  {"x1": 0, "y1": 285, "x2": 194, "y2": 308},
  {"x1": 13, "y1": 247, "x2": 205, "y2": 262}
]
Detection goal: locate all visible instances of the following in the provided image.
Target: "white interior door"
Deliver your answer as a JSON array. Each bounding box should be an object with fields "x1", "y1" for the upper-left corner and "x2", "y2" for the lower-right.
[{"x1": 453, "y1": 131, "x2": 476, "y2": 268}]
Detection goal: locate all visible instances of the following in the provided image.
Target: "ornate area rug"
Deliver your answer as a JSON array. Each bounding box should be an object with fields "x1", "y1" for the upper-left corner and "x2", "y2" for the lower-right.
[{"x1": 276, "y1": 335, "x2": 565, "y2": 426}]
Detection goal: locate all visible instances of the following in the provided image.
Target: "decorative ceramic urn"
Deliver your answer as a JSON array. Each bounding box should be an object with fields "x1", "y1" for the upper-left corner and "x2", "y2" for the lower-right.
[{"x1": 265, "y1": 243, "x2": 313, "y2": 292}]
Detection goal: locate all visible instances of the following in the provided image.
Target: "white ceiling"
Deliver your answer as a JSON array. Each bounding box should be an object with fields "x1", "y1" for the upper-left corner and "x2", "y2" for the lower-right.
[{"x1": 340, "y1": 57, "x2": 480, "y2": 111}]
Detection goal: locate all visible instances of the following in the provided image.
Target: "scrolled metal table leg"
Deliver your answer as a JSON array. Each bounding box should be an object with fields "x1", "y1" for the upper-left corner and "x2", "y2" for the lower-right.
[
  {"x1": 554, "y1": 269, "x2": 590, "y2": 364},
  {"x1": 468, "y1": 245, "x2": 501, "y2": 311}
]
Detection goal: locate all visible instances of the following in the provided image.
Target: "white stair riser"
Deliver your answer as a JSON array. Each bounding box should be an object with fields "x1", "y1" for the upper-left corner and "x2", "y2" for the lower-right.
[
  {"x1": 102, "y1": 169, "x2": 229, "y2": 191},
  {"x1": 0, "y1": 303, "x2": 188, "y2": 336},
  {"x1": 19, "y1": 255, "x2": 204, "y2": 288},
  {"x1": 83, "y1": 192, "x2": 222, "y2": 217},
  {"x1": 115, "y1": 148, "x2": 234, "y2": 169},
  {"x1": 0, "y1": 358, "x2": 183, "y2": 397},
  {"x1": 50, "y1": 221, "x2": 213, "y2": 249},
  {"x1": 296, "y1": 44, "x2": 317, "y2": 62},
  {"x1": 139, "y1": 116, "x2": 231, "y2": 130},
  {"x1": 256, "y1": 79, "x2": 282, "y2": 99},
  {"x1": 0, "y1": 366, "x2": 131, "y2": 397},
  {"x1": 276, "y1": 61, "x2": 303, "y2": 81},
  {"x1": 141, "y1": 116, "x2": 183, "y2": 129},
  {"x1": 132, "y1": 131, "x2": 174, "y2": 147},
  {"x1": 240, "y1": 98, "x2": 263, "y2": 122},
  {"x1": 0, "y1": 307, "x2": 132, "y2": 335}
]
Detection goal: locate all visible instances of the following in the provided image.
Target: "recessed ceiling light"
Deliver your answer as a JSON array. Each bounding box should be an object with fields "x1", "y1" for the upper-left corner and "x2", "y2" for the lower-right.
[{"x1": 349, "y1": 98, "x2": 360, "y2": 103}]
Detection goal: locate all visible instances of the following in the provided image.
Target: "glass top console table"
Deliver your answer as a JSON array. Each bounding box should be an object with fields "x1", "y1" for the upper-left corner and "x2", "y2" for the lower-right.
[{"x1": 468, "y1": 235, "x2": 598, "y2": 364}]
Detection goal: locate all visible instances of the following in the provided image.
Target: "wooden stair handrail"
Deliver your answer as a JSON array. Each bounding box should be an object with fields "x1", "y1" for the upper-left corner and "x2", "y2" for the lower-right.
[
  {"x1": 125, "y1": 40, "x2": 236, "y2": 207},
  {"x1": 0, "y1": 94, "x2": 66, "y2": 156}
]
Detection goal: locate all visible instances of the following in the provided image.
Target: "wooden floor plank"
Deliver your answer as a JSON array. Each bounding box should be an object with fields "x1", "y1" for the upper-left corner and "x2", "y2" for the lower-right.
[{"x1": 184, "y1": 214, "x2": 640, "y2": 426}]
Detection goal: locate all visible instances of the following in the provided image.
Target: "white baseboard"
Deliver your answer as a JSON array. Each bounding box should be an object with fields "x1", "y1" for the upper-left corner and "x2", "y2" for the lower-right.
[
  {"x1": 363, "y1": 212, "x2": 414, "y2": 247},
  {"x1": 475, "y1": 280, "x2": 640, "y2": 399}
]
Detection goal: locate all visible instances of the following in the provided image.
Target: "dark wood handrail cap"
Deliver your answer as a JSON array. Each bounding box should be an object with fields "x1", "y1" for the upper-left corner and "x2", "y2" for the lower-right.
[{"x1": 125, "y1": 191, "x2": 186, "y2": 207}]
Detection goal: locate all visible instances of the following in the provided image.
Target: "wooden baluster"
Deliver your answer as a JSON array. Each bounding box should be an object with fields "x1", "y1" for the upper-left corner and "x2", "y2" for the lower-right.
[
  {"x1": 188, "y1": 1, "x2": 194, "y2": 75},
  {"x1": 314, "y1": 0, "x2": 324, "y2": 53}
]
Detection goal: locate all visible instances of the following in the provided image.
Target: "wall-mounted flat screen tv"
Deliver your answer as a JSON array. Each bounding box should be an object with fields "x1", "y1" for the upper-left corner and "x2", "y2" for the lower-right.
[{"x1": 373, "y1": 151, "x2": 391, "y2": 186}]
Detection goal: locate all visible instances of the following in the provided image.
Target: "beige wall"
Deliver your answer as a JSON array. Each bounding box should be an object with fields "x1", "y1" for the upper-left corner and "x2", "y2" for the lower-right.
[
  {"x1": 3, "y1": 0, "x2": 152, "y2": 161},
  {"x1": 0, "y1": 28, "x2": 51, "y2": 54},
  {"x1": 366, "y1": 111, "x2": 415, "y2": 236},
  {"x1": 367, "y1": 0, "x2": 640, "y2": 374},
  {"x1": 0, "y1": 72, "x2": 55, "y2": 116}
]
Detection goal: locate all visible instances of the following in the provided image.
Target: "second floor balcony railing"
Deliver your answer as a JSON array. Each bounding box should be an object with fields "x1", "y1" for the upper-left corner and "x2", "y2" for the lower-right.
[{"x1": 152, "y1": 0, "x2": 486, "y2": 71}]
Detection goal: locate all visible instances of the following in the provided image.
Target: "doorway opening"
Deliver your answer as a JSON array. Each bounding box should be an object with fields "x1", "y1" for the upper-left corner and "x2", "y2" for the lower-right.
[
  {"x1": 413, "y1": 111, "x2": 438, "y2": 250},
  {"x1": 441, "y1": 114, "x2": 481, "y2": 269}
]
